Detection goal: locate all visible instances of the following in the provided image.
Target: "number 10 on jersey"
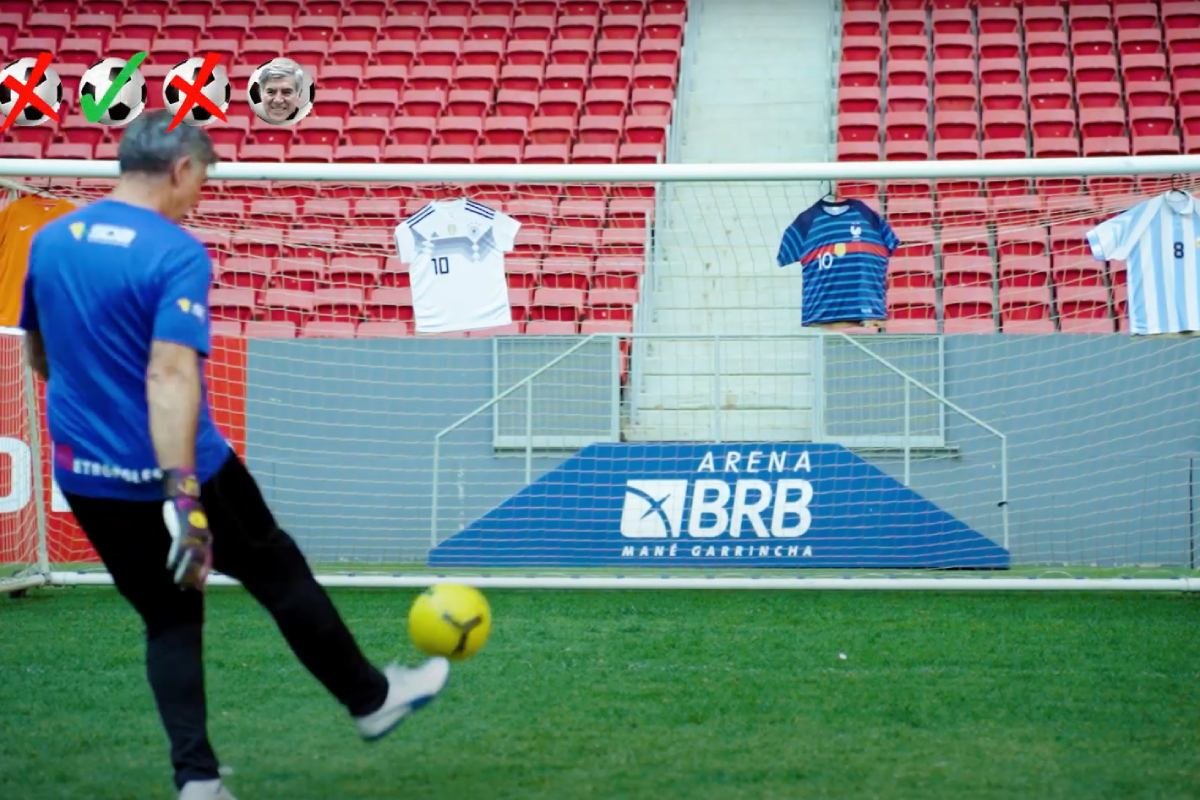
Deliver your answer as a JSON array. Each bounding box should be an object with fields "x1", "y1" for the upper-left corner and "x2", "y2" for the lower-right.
[{"x1": 433, "y1": 257, "x2": 450, "y2": 275}]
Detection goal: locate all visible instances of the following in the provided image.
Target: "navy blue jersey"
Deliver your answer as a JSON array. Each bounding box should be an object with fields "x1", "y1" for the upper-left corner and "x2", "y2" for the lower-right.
[
  {"x1": 19, "y1": 199, "x2": 231, "y2": 501},
  {"x1": 777, "y1": 199, "x2": 901, "y2": 325}
]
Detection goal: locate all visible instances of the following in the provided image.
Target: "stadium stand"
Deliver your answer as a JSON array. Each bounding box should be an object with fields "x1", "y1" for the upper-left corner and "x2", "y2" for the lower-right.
[
  {"x1": 4, "y1": 0, "x2": 683, "y2": 338},
  {"x1": 838, "y1": 0, "x2": 1197, "y2": 333}
]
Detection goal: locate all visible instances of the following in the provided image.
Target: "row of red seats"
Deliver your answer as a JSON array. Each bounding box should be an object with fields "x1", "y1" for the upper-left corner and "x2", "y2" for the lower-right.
[
  {"x1": 888, "y1": 284, "x2": 1126, "y2": 333},
  {"x1": 839, "y1": 78, "x2": 1200, "y2": 115},
  {"x1": 197, "y1": 196, "x2": 654, "y2": 225},
  {"x1": 841, "y1": 53, "x2": 1199, "y2": 89},
  {"x1": 841, "y1": 107, "x2": 1190, "y2": 141},
  {"x1": 4, "y1": 9, "x2": 686, "y2": 44},
  {"x1": 2, "y1": 139, "x2": 666, "y2": 164},
  {"x1": 845, "y1": 28, "x2": 1200, "y2": 62},
  {"x1": 843, "y1": 3, "x2": 1197, "y2": 37},
  {"x1": 20, "y1": 58, "x2": 677, "y2": 96},
  {"x1": 210, "y1": 254, "x2": 644, "y2": 288},
  {"x1": 839, "y1": 133, "x2": 1188, "y2": 159},
  {"x1": 208, "y1": 285, "x2": 635, "y2": 324},
  {"x1": 193, "y1": 225, "x2": 647, "y2": 257},
  {"x1": 0, "y1": 0, "x2": 680, "y2": 22},
  {"x1": 4, "y1": 32, "x2": 684, "y2": 68},
  {"x1": 210, "y1": 317, "x2": 634, "y2": 340},
  {"x1": 888, "y1": 253, "x2": 1124, "y2": 288}
]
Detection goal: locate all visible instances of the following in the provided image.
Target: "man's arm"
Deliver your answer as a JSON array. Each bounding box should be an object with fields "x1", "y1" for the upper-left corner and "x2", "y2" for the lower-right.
[
  {"x1": 23, "y1": 330, "x2": 48, "y2": 380},
  {"x1": 146, "y1": 340, "x2": 200, "y2": 472}
]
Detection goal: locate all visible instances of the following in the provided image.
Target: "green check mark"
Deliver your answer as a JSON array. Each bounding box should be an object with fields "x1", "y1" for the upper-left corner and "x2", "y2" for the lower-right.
[{"x1": 80, "y1": 51, "x2": 148, "y2": 123}]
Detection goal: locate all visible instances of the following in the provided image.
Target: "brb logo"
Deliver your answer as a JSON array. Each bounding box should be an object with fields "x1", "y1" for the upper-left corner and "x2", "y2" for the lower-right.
[
  {"x1": 619, "y1": 450, "x2": 815, "y2": 540},
  {"x1": 0, "y1": 437, "x2": 32, "y2": 514}
]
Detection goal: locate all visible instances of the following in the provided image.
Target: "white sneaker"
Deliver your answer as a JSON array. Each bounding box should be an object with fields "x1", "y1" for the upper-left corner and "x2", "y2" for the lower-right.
[
  {"x1": 178, "y1": 779, "x2": 237, "y2": 800},
  {"x1": 354, "y1": 657, "x2": 450, "y2": 741}
]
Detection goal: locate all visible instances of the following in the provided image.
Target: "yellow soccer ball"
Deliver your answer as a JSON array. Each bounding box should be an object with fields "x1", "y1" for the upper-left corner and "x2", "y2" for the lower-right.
[{"x1": 407, "y1": 583, "x2": 492, "y2": 661}]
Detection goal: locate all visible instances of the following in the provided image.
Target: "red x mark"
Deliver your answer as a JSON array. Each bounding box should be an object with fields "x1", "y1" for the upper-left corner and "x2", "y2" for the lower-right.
[
  {"x1": 166, "y1": 52, "x2": 228, "y2": 132},
  {"x1": 1, "y1": 52, "x2": 60, "y2": 133}
]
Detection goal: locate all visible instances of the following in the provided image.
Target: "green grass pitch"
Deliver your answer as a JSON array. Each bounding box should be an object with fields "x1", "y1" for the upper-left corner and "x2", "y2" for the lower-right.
[{"x1": 2, "y1": 587, "x2": 1197, "y2": 799}]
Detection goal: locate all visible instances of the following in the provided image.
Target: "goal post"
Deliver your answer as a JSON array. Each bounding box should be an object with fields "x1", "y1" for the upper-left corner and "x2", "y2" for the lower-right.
[{"x1": 1, "y1": 154, "x2": 1200, "y2": 592}]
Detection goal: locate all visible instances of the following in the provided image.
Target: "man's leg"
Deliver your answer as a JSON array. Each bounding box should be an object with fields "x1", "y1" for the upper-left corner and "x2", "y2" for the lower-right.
[
  {"x1": 201, "y1": 453, "x2": 389, "y2": 717},
  {"x1": 64, "y1": 493, "x2": 219, "y2": 790}
]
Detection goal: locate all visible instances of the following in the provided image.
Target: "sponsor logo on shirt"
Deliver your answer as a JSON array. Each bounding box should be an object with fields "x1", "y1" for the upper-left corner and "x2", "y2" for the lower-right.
[
  {"x1": 177, "y1": 298, "x2": 206, "y2": 320},
  {"x1": 86, "y1": 224, "x2": 137, "y2": 247}
]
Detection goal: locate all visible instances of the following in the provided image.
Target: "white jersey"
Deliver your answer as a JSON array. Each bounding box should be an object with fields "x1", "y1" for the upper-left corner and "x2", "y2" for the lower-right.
[
  {"x1": 1088, "y1": 191, "x2": 1200, "y2": 335},
  {"x1": 394, "y1": 198, "x2": 520, "y2": 333}
]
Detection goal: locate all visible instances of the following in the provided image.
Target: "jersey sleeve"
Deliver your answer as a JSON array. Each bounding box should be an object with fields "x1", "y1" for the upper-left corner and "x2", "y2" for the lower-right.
[
  {"x1": 1087, "y1": 201, "x2": 1148, "y2": 262},
  {"x1": 777, "y1": 218, "x2": 807, "y2": 267},
  {"x1": 394, "y1": 222, "x2": 417, "y2": 263},
  {"x1": 18, "y1": 229, "x2": 40, "y2": 332},
  {"x1": 490, "y1": 210, "x2": 521, "y2": 252},
  {"x1": 876, "y1": 213, "x2": 902, "y2": 255},
  {"x1": 17, "y1": 273, "x2": 36, "y2": 332},
  {"x1": 153, "y1": 241, "x2": 212, "y2": 357}
]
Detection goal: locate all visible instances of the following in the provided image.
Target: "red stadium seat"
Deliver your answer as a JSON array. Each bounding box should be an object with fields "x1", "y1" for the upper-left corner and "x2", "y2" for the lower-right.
[
  {"x1": 312, "y1": 288, "x2": 365, "y2": 322},
  {"x1": 301, "y1": 321, "x2": 357, "y2": 339},
  {"x1": 209, "y1": 288, "x2": 257, "y2": 323},
  {"x1": 244, "y1": 321, "x2": 297, "y2": 339},
  {"x1": 887, "y1": 287, "x2": 937, "y2": 320},
  {"x1": 357, "y1": 321, "x2": 413, "y2": 338},
  {"x1": 887, "y1": 256, "x2": 936, "y2": 288},
  {"x1": 500, "y1": 63, "x2": 543, "y2": 92},
  {"x1": 546, "y1": 62, "x2": 593, "y2": 91}
]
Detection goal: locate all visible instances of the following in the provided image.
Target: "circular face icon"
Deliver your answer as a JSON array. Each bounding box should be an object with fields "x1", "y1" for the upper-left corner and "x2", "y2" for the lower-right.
[
  {"x1": 247, "y1": 57, "x2": 315, "y2": 126},
  {"x1": 80, "y1": 57, "x2": 147, "y2": 126},
  {"x1": 163, "y1": 57, "x2": 231, "y2": 127},
  {"x1": 0, "y1": 58, "x2": 63, "y2": 127}
]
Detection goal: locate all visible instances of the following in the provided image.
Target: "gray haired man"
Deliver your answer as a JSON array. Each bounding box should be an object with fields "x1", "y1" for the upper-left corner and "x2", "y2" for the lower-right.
[{"x1": 19, "y1": 110, "x2": 448, "y2": 800}]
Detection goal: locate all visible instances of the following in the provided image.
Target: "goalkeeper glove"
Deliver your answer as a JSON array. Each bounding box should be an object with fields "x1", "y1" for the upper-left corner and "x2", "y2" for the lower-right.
[{"x1": 162, "y1": 468, "x2": 212, "y2": 592}]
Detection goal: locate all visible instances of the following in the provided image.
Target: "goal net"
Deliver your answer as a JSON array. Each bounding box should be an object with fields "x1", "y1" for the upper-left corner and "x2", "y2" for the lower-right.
[{"x1": 2, "y1": 157, "x2": 1199, "y2": 591}]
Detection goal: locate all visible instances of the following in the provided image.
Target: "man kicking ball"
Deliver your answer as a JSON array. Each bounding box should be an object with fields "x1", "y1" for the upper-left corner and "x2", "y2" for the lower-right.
[{"x1": 17, "y1": 110, "x2": 449, "y2": 800}]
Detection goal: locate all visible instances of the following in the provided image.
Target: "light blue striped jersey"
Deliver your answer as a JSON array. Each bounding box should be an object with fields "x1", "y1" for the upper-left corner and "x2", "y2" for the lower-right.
[
  {"x1": 777, "y1": 199, "x2": 901, "y2": 325},
  {"x1": 1088, "y1": 191, "x2": 1200, "y2": 335}
]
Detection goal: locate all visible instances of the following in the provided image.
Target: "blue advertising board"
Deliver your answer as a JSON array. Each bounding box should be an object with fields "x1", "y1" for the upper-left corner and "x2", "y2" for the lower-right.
[{"x1": 430, "y1": 443, "x2": 1009, "y2": 568}]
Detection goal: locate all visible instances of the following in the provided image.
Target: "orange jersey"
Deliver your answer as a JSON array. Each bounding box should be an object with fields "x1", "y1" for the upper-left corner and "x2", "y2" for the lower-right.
[{"x1": 0, "y1": 195, "x2": 76, "y2": 327}]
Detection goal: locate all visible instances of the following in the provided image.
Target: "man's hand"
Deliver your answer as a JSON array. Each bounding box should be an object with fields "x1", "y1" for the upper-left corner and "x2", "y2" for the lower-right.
[{"x1": 162, "y1": 468, "x2": 212, "y2": 591}]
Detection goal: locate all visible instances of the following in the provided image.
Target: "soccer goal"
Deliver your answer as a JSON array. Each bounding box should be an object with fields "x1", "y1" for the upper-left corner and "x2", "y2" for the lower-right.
[{"x1": 2, "y1": 155, "x2": 1199, "y2": 593}]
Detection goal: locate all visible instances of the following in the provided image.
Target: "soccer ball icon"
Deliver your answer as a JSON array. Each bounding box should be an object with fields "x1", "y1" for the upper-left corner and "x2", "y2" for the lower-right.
[
  {"x1": 0, "y1": 58, "x2": 62, "y2": 126},
  {"x1": 408, "y1": 583, "x2": 492, "y2": 661},
  {"x1": 80, "y1": 58, "x2": 147, "y2": 126},
  {"x1": 163, "y1": 57, "x2": 231, "y2": 127}
]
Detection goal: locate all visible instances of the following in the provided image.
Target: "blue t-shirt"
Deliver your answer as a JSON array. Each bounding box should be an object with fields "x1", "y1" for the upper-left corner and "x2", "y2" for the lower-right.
[
  {"x1": 777, "y1": 199, "x2": 901, "y2": 325},
  {"x1": 19, "y1": 199, "x2": 231, "y2": 501}
]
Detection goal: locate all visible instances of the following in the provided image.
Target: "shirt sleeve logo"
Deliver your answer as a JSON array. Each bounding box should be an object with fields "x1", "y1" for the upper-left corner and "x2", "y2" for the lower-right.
[
  {"x1": 177, "y1": 298, "x2": 206, "y2": 320},
  {"x1": 68, "y1": 222, "x2": 86, "y2": 240}
]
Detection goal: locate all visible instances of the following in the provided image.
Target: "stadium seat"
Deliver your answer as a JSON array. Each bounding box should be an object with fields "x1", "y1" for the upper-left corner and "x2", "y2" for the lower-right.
[
  {"x1": 328, "y1": 257, "x2": 384, "y2": 289},
  {"x1": 210, "y1": 320, "x2": 243, "y2": 338},
  {"x1": 364, "y1": 287, "x2": 415, "y2": 322},
  {"x1": 498, "y1": 38, "x2": 544, "y2": 67},
  {"x1": 1032, "y1": 106, "x2": 1080, "y2": 139},
  {"x1": 357, "y1": 321, "x2": 414, "y2": 338},
  {"x1": 300, "y1": 321, "x2": 357, "y2": 339},
  {"x1": 943, "y1": 285, "x2": 996, "y2": 325},
  {"x1": 438, "y1": 116, "x2": 484, "y2": 145},
  {"x1": 244, "y1": 320, "x2": 297, "y2": 339},
  {"x1": 312, "y1": 288, "x2": 365, "y2": 323},
  {"x1": 886, "y1": 286, "x2": 937, "y2": 320},
  {"x1": 209, "y1": 288, "x2": 257, "y2": 323},
  {"x1": 887, "y1": 256, "x2": 936, "y2": 289},
  {"x1": 542, "y1": 257, "x2": 593, "y2": 290},
  {"x1": 273, "y1": 259, "x2": 325, "y2": 292},
  {"x1": 942, "y1": 256, "x2": 994, "y2": 288},
  {"x1": 262, "y1": 289, "x2": 316, "y2": 327}
]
